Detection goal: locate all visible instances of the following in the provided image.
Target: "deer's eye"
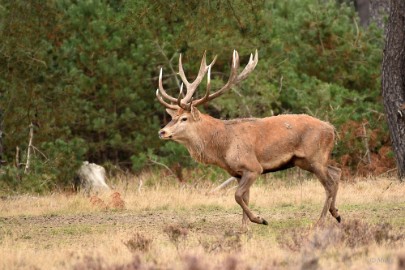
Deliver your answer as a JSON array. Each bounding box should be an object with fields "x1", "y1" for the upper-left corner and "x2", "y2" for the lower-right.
[{"x1": 181, "y1": 117, "x2": 188, "y2": 122}]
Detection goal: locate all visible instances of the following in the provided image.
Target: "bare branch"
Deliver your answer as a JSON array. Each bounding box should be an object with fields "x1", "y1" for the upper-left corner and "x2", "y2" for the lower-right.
[
  {"x1": 24, "y1": 123, "x2": 34, "y2": 174},
  {"x1": 362, "y1": 122, "x2": 371, "y2": 165},
  {"x1": 31, "y1": 145, "x2": 48, "y2": 161},
  {"x1": 155, "y1": 41, "x2": 180, "y2": 87},
  {"x1": 148, "y1": 157, "x2": 176, "y2": 177},
  {"x1": 279, "y1": 75, "x2": 283, "y2": 93},
  {"x1": 15, "y1": 146, "x2": 20, "y2": 168}
]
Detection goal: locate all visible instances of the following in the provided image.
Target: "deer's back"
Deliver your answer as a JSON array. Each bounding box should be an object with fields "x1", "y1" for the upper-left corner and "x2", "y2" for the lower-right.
[
  {"x1": 222, "y1": 114, "x2": 335, "y2": 174},
  {"x1": 225, "y1": 114, "x2": 334, "y2": 140}
]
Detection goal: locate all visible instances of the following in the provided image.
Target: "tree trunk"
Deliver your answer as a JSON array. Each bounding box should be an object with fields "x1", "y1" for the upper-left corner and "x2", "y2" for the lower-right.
[
  {"x1": 381, "y1": 0, "x2": 405, "y2": 180},
  {"x1": 354, "y1": 0, "x2": 370, "y2": 27},
  {"x1": 0, "y1": 109, "x2": 3, "y2": 165}
]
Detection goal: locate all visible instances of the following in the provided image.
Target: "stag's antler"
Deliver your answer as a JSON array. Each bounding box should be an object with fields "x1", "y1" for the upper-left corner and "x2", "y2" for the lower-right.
[{"x1": 156, "y1": 50, "x2": 258, "y2": 110}]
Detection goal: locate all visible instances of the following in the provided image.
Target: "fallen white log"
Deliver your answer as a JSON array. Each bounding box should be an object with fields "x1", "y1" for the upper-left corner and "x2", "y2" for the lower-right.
[
  {"x1": 209, "y1": 177, "x2": 237, "y2": 194},
  {"x1": 76, "y1": 161, "x2": 110, "y2": 194}
]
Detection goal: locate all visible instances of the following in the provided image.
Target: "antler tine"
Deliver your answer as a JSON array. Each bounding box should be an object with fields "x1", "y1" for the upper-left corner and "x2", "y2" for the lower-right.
[
  {"x1": 178, "y1": 53, "x2": 191, "y2": 88},
  {"x1": 235, "y1": 49, "x2": 258, "y2": 83},
  {"x1": 204, "y1": 65, "x2": 212, "y2": 100},
  {"x1": 232, "y1": 49, "x2": 240, "y2": 70},
  {"x1": 209, "y1": 54, "x2": 218, "y2": 68},
  {"x1": 158, "y1": 68, "x2": 178, "y2": 103},
  {"x1": 177, "y1": 83, "x2": 188, "y2": 110},
  {"x1": 156, "y1": 89, "x2": 179, "y2": 110},
  {"x1": 230, "y1": 50, "x2": 240, "y2": 82},
  {"x1": 179, "y1": 51, "x2": 210, "y2": 104},
  {"x1": 193, "y1": 65, "x2": 212, "y2": 107},
  {"x1": 193, "y1": 50, "x2": 258, "y2": 105},
  {"x1": 195, "y1": 49, "x2": 241, "y2": 103}
]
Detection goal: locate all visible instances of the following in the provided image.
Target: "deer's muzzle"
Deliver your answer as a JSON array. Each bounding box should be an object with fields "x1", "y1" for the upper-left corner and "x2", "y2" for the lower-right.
[{"x1": 158, "y1": 129, "x2": 172, "y2": 140}]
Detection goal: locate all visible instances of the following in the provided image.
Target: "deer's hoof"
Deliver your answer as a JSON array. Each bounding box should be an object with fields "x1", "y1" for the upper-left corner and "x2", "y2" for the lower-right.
[
  {"x1": 262, "y1": 218, "x2": 268, "y2": 225},
  {"x1": 336, "y1": 215, "x2": 341, "y2": 223}
]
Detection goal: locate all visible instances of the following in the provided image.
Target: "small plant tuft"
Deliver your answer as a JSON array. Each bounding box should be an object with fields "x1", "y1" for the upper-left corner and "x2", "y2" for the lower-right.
[
  {"x1": 124, "y1": 232, "x2": 153, "y2": 253},
  {"x1": 198, "y1": 230, "x2": 242, "y2": 253},
  {"x1": 163, "y1": 223, "x2": 189, "y2": 248}
]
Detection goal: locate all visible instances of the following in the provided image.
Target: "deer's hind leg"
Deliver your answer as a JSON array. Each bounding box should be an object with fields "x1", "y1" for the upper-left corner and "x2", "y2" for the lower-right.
[
  {"x1": 242, "y1": 189, "x2": 250, "y2": 230},
  {"x1": 327, "y1": 165, "x2": 341, "y2": 222},
  {"x1": 294, "y1": 158, "x2": 340, "y2": 224},
  {"x1": 312, "y1": 164, "x2": 340, "y2": 224}
]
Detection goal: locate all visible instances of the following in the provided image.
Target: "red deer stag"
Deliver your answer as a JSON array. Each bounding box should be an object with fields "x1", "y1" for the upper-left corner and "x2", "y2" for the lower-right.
[{"x1": 156, "y1": 50, "x2": 341, "y2": 228}]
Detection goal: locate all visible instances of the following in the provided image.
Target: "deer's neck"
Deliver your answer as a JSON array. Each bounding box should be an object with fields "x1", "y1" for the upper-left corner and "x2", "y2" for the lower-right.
[{"x1": 183, "y1": 116, "x2": 228, "y2": 166}]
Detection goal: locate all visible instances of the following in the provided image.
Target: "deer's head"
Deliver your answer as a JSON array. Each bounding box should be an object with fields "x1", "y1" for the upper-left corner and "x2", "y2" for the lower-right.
[{"x1": 157, "y1": 50, "x2": 258, "y2": 143}]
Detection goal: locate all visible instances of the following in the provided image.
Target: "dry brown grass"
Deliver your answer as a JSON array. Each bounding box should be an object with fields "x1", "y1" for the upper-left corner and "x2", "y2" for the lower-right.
[{"x1": 0, "y1": 175, "x2": 404, "y2": 269}]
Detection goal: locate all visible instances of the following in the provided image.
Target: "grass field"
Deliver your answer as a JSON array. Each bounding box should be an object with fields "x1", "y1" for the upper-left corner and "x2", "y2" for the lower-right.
[{"x1": 0, "y1": 174, "x2": 404, "y2": 269}]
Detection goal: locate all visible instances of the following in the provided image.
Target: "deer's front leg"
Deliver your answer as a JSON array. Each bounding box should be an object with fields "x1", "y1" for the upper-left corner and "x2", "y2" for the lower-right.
[
  {"x1": 235, "y1": 171, "x2": 268, "y2": 225},
  {"x1": 242, "y1": 189, "x2": 250, "y2": 229}
]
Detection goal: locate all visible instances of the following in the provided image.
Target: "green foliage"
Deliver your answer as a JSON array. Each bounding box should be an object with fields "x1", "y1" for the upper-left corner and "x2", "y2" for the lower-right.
[
  {"x1": 0, "y1": 0, "x2": 385, "y2": 192},
  {"x1": 0, "y1": 138, "x2": 87, "y2": 194},
  {"x1": 40, "y1": 138, "x2": 88, "y2": 187}
]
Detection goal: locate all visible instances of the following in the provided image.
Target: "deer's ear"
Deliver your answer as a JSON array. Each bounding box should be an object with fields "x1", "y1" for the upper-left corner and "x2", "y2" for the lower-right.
[
  {"x1": 190, "y1": 106, "x2": 201, "y2": 121},
  {"x1": 166, "y1": 109, "x2": 177, "y2": 118}
]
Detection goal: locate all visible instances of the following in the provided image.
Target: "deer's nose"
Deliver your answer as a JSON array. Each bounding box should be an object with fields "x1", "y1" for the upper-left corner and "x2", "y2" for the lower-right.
[
  {"x1": 159, "y1": 130, "x2": 166, "y2": 139},
  {"x1": 159, "y1": 129, "x2": 173, "y2": 140}
]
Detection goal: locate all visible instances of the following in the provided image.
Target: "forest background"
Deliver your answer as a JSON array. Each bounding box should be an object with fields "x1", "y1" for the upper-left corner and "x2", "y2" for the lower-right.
[{"x1": 0, "y1": 0, "x2": 392, "y2": 193}]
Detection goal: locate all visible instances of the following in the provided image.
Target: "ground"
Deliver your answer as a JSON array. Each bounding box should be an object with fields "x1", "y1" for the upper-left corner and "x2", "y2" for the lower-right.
[{"x1": 0, "y1": 175, "x2": 404, "y2": 269}]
